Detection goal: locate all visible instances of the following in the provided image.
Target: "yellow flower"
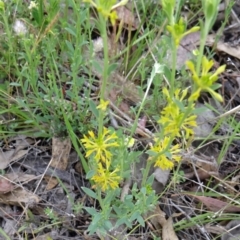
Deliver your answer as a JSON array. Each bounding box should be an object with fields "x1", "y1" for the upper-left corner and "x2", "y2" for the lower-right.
[
  {"x1": 167, "y1": 18, "x2": 200, "y2": 46},
  {"x1": 108, "y1": 10, "x2": 118, "y2": 25},
  {"x1": 150, "y1": 137, "x2": 181, "y2": 170},
  {"x1": 97, "y1": 99, "x2": 109, "y2": 111},
  {"x1": 92, "y1": 163, "x2": 122, "y2": 191},
  {"x1": 81, "y1": 127, "x2": 119, "y2": 162},
  {"x1": 163, "y1": 87, "x2": 188, "y2": 102},
  {"x1": 159, "y1": 88, "x2": 197, "y2": 138},
  {"x1": 124, "y1": 137, "x2": 135, "y2": 148},
  {"x1": 186, "y1": 56, "x2": 226, "y2": 102},
  {"x1": 83, "y1": 0, "x2": 128, "y2": 25},
  {"x1": 28, "y1": 1, "x2": 37, "y2": 10}
]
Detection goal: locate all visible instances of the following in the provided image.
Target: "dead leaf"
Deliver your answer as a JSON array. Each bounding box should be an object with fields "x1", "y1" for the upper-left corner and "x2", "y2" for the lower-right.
[
  {"x1": 115, "y1": 6, "x2": 139, "y2": 30},
  {"x1": 185, "y1": 169, "x2": 219, "y2": 180},
  {"x1": 0, "y1": 136, "x2": 32, "y2": 169},
  {"x1": 0, "y1": 149, "x2": 29, "y2": 170},
  {"x1": 35, "y1": 233, "x2": 53, "y2": 240},
  {"x1": 182, "y1": 151, "x2": 219, "y2": 174},
  {"x1": 46, "y1": 137, "x2": 71, "y2": 190},
  {"x1": 50, "y1": 137, "x2": 71, "y2": 169},
  {"x1": 206, "y1": 34, "x2": 240, "y2": 60},
  {"x1": 205, "y1": 223, "x2": 226, "y2": 235},
  {"x1": 4, "y1": 172, "x2": 36, "y2": 183},
  {"x1": 188, "y1": 194, "x2": 240, "y2": 213},
  {"x1": 152, "y1": 168, "x2": 170, "y2": 194},
  {"x1": 0, "y1": 179, "x2": 14, "y2": 194},
  {"x1": 194, "y1": 103, "x2": 216, "y2": 138},
  {"x1": 222, "y1": 220, "x2": 240, "y2": 240},
  {"x1": 162, "y1": 217, "x2": 179, "y2": 240},
  {"x1": 0, "y1": 188, "x2": 40, "y2": 205},
  {"x1": 0, "y1": 173, "x2": 36, "y2": 194},
  {"x1": 151, "y1": 206, "x2": 178, "y2": 240},
  {"x1": 3, "y1": 219, "x2": 17, "y2": 237},
  {"x1": 149, "y1": 205, "x2": 165, "y2": 228}
]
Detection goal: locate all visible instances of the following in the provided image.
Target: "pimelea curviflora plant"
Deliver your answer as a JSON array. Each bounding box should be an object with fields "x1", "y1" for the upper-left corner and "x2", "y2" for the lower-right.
[{"x1": 80, "y1": 0, "x2": 225, "y2": 236}]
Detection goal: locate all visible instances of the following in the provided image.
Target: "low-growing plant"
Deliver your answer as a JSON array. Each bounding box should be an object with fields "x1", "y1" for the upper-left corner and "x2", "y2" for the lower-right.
[
  {"x1": 0, "y1": 0, "x2": 235, "y2": 238},
  {"x1": 78, "y1": 0, "x2": 226, "y2": 236}
]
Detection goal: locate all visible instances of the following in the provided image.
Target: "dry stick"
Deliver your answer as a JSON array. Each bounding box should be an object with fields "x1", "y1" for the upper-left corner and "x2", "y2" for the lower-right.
[
  {"x1": 169, "y1": 199, "x2": 212, "y2": 240},
  {"x1": 120, "y1": 178, "x2": 132, "y2": 201},
  {"x1": 216, "y1": 105, "x2": 240, "y2": 119},
  {"x1": 31, "y1": 12, "x2": 60, "y2": 53},
  {"x1": 109, "y1": 100, "x2": 154, "y2": 138}
]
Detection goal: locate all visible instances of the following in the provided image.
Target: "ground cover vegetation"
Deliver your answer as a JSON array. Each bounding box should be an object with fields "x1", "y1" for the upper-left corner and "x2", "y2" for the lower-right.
[{"x1": 0, "y1": 0, "x2": 240, "y2": 239}]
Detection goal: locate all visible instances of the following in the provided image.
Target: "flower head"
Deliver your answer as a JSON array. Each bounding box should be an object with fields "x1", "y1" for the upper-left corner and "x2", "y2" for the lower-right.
[
  {"x1": 149, "y1": 137, "x2": 181, "y2": 170},
  {"x1": 158, "y1": 88, "x2": 197, "y2": 138},
  {"x1": 97, "y1": 99, "x2": 109, "y2": 111},
  {"x1": 81, "y1": 127, "x2": 119, "y2": 163},
  {"x1": 167, "y1": 18, "x2": 200, "y2": 46},
  {"x1": 28, "y1": 1, "x2": 37, "y2": 10},
  {"x1": 124, "y1": 137, "x2": 135, "y2": 148},
  {"x1": 83, "y1": 0, "x2": 128, "y2": 25},
  {"x1": 91, "y1": 163, "x2": 122, "y2": 191},
  {"x1": 186, "y1": 56, "x2": 226, "y2": 102},
  {"x1": 13, "y1": 19, "x2": 27, "y2": 36}
]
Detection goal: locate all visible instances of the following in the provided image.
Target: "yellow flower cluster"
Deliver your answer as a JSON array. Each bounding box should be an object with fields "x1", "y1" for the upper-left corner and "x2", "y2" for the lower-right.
[
  {"x1": 150, "y1": 137, "x2": 181, "y2": 170},
  {"x1": 81, "y1": 99, "x2": 122, "y2": 191},
  {"x1": 149, "y1": 88, "x2": 196, "y2": 170},
  {"x1": 81, "y1": 127, "x2": 121, "y2": 191},
  {"x1": 81, "y1": 127, "x2": 118, "y2": 163},
  {"x1": 91, "y1": 163, "x2": 121, "y2": 191},
  {"x1": 150, "y1": 55, "x2": 225, "y2": 170},
  {"x1": 186, "y1": 56, "x2": 226, "y2": 102},
  {"x1": 159, "y1": 88, "x2": 197, "y2": 139}
]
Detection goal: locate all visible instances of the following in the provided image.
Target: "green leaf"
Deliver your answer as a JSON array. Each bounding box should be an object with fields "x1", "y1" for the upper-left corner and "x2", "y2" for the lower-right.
[
  {"x1": 86, "y1": 170, "x2": 95, "y2": 179},
  {"x1": 146, "y1": 149, "x2": 157, "y2": 157},
  {"x1": 130, "y1": 211, "x2": 140, "y2": 222},
  {"x1": 104, "y1": 220, "x2": 113, "y2": 230},
  {"x1": 65, "y1": 40, "x2": 74, "y2": 54},
  {"x1": 174, "y1": 99, "x2": 185, "y2": 111},
  {"x1": 89, "y1": 99, "x2": 99, "y2": 118},
  {"x1": 117, "y1": 217, "x2": 132, "y2": 228},
  {"x1": 146, "y1": 174, "x2": 155, "y2": 185},
  {"x1": 92, "y1": 59, "x2": 103, "y2": 74},
  {"x1": 9, "y1": 82, "x2": 21, "y2": 87},
  {"x1": 140, "y1": 187, "x2": 146, "y2": 195},
  {"x1": 85, "y1": 207, "x2": 97, "y2": 215},
  {"x1": 108, "y1": 63, "x2": 118, "y2": 75},
  {"x1": 81, "y1": 187, "x2": 97, "y2": 199},
  {"x1": 65, "y1": 27, "x2": 76, "y2": 37},
  {"x1": 211, "y1": 83, "x2": 222, "y2": 90},
  {"x1": 137, "y1": 215, "x2": 145, "y2": 227},
  {"x1": 192, "y1": 107, "x2": 207, "y2": 115}
]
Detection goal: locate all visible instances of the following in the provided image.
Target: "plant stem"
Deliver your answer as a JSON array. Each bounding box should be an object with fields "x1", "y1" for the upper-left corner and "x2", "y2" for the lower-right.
[
  {"x1": 170, "y1": 39, "x2": 177, "y2": 96},
  {"x1": 98, "y1": 15, "x2": 109, "y2": 137}
]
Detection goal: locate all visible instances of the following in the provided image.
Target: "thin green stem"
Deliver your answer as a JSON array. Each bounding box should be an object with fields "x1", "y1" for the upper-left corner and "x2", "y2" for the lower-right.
[
  {"x1": 196, "y1": 28, "x2": 207, "y2": 76},
  {"x1": 141, "y1": 159, "x2": 153, "y2": 187},
  {"x1": 97, "y1": 189, "x2": 104, "y2": 209},
  {"x1": 98, "y1": 15, "x2": 109, "y2": 137},
  {"x1": 170, "y1": 39, "x2": 177, "y2": 96}
]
